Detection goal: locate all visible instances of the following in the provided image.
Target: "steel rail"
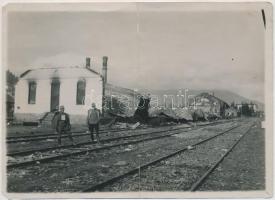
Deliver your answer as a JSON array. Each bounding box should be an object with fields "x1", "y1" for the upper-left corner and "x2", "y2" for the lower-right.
[
  {"x1": 7, "y1": 126, "x2": 197, "y2": 169},
  {"x1": 7, "y1": 123, "x2": 238, "y2": 170},
  {"x1": 6, "y1": 120, "x2": 234, "y2": 143},
  {"x1": 7, "y1": 120, "x2": 234, "y2": 157},
  {"x1": 189, "y1": 124, "x2": 253, "y2": 191},
  {"x1": 6, "y1": 127, "x2": 147, "y2": 143},
  {"x1": 80, "y1": 124, "x2": 241, "y2": 192},
  {"x1": 7, "y1": 125, "x2": 190, "y2": 157},
  {"x1": 7, "y1": 130, "x2": 86, "y2": 139},
  {"x1": 7, "y1": 122, "x2": 153, "y2": 139}
]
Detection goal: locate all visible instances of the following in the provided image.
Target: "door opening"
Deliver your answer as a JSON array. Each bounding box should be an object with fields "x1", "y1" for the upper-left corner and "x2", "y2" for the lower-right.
[{"x1": 50, "y1": 80, "x2": 60, "y2": 111}]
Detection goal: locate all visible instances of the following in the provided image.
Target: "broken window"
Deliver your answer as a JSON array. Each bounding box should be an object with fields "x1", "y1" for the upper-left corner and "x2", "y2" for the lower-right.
[
  {"x1": 28, "y1": 81, "x2": 36, "y2": 104},
  {"x1": 76, "y1": 80, "x2": 86, "y2": 105}
]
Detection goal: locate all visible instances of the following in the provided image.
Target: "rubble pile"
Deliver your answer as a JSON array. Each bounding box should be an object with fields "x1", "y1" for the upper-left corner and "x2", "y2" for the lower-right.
[{"x1": 106, "y1": 92, "x2": 239, "y2": 127}]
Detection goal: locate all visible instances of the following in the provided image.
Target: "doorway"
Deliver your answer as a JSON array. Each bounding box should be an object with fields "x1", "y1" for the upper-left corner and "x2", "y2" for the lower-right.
[{"x1": 50, "y1": 80, "x2": 60, "y2": 111}]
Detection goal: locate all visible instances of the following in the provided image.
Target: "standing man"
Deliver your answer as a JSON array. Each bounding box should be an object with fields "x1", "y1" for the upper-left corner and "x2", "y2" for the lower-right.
[
  {"x1": 87, "y1": 103, "x2": 101, "y2": 143},
  {"x1": 53, "y1": 105, "x2": 75, "y2": 146},
  {"x1": 51, "y1": 106, "x2": 60, "y2": 130}
]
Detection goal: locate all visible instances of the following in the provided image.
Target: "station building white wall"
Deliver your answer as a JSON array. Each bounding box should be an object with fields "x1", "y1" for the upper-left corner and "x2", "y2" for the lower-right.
[{"x1": 14, "y1": 75, "x2": 103, "y2": 124}]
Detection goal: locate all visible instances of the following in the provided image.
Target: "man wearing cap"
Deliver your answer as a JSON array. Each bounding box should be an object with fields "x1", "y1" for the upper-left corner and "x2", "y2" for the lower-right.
[
  {"x1": 53, "y1": 105, "x2": 75, "y2": 146},
  {"x1": 87, "y1": 103, "x2": 101, "y2": 143}
]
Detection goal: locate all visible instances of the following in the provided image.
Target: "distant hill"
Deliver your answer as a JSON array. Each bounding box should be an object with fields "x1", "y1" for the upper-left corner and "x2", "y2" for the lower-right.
[{"x1": 138, "y1": 89, "x2": 264, "y2": 111}]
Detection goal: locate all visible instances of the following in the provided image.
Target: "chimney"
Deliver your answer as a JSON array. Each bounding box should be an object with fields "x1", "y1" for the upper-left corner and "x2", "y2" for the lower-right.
[
  {"x1": 102, "y1": 56, "x2": 108, "y2": 84},
  {"x1": 101, "y1": 56, "x2": 108, "y2": 117},
  {"x1": 86, "y1": 57, "x2": 91, "y2": 68}
]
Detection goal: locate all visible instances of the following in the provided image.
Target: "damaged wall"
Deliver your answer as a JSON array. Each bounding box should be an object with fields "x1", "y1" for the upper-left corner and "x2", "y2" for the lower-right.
[{"x1": 14, "y1": 67, "x2": 102, "y2": 123}]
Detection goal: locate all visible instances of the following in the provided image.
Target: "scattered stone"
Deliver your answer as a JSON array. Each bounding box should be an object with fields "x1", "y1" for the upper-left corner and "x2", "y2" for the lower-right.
[
  {"x1": 25, "y1": 154, "x2": 35, "y2": 160},
  {"x1": 131, "y1": 122, "x2": 140, "y2": 130},
  {"x1": 50, "y1": 173, "x2": 58, "y2": 178},
  {"x1": 124, "y1": 148, "x2": 132, "y2": 152},
  {"x1": 165, "y1": 161, "x2": 170, "y2": 165},
  {"x1": 7, "y1": 156, "x2": 16, "y2": 162},
  {"x1": 170, "y1": 169, "x2": 178, "y2": 177},
  {"x1": 221, "y1": 148, "x2": 228, "y2": 152},
  {"x1": 124, "y1": 145, "x2": 134, "y2": 152},
  {"x1": 114, "y1": 161, "x2": 127, "y2": 166},
  {"x1": 61, "y1": 178, "x2": 74, "y2": 185},
  {"x1": 12, "y1": 170, "x2": 27, "y2": 177},
  {"x1": 187, "y1": 145, "x2": 194, "y2": 150}
]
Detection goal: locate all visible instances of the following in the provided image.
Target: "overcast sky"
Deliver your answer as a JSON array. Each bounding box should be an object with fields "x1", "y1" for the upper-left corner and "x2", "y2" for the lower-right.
[{"x1": 6, "y1": 3, "x2": 265, "y2": 102}]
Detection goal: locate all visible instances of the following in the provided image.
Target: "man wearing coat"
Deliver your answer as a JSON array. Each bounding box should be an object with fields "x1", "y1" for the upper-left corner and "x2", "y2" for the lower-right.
[
  {"x1": 52, "y1": 105, "x2": 75, "y2": 146},
  {"x1": 87, "y1": 103, "x2": 101, "y2": 143}
]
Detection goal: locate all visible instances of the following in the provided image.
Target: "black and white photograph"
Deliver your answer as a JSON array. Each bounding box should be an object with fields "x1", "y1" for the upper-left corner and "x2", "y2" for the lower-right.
[{"x1": 1, "y1": 2, "x2": 273, "y2": 198}]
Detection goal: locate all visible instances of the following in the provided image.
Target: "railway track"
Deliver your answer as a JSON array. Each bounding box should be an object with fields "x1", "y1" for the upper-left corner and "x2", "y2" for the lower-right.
[
  {"x1": 7, "y1": 123, "x2": 149, "y2": 140},
  {"x1": 7, "y1": 120, "x2": 235, "y2": 156},
  {"x1": 6, "y1": 126, "x2": 147, "y2": 143},
  {"x1": 7, "y1": 125, "x2": 189, "y2": 156},
  {"x1": 7, "y1": 120, "x2": 236, "y2": 169},
  {"x1": 189, "y1": 124, "x2": 251, "y2": 191},
  {"x1": 6, "y1": 119, "x2": 235, "y2": 143},
  {"x1": 80, "y1": 122, "x2": 252, "y2": 192}
]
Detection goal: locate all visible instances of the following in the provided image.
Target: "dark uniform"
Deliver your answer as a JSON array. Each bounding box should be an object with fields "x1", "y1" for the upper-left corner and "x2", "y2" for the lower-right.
[{"x1": 53, "y1": 112, "x2": 74, "y2": 145}]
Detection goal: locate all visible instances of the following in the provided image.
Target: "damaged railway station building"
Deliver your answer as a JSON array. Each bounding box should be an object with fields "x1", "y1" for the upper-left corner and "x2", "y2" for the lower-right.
[{"x1": 14, "y1": 57, "x2": 110, "y2": 125}]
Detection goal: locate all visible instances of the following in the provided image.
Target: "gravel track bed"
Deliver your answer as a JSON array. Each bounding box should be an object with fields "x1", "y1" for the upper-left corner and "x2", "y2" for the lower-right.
[
  {"x1": 7, "y1": 121, "x2": 223, "y2": 138},
  {"x1": 6, "y1": 126, "x2": 88, "y2": 137},
  {"x1": 7, "y1": 127, "x2": 190, "y2": 165},
  {"x1": 198, "y1": 120, "x2": 265, "y2": 191},
  {"x1": 7, "y1": 122, "x2": 235, "y2": 192},
  {"x1": 7, "y1": 124, "x2": 190, "y2": 153},
  {"x1": 100, "y1": 122, "x2": 253, "y2": 191}
]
